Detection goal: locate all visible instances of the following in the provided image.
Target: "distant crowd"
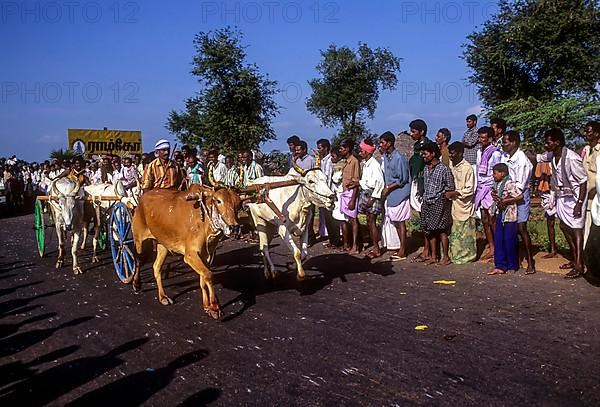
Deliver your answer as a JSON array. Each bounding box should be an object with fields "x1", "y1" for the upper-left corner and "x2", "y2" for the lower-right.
[{"x1": 2, "y1": 117, "x2": 599, "y2": 276}]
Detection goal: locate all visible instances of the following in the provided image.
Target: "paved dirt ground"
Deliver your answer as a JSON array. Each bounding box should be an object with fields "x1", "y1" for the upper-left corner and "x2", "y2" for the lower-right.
[{"x1": 1, "y1": 213, "x2": 599, "y2": 406}]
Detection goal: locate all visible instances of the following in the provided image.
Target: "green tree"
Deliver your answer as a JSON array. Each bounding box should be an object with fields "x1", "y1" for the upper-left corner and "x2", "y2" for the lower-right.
[
  {"x1": 306, "y1": 43, "x2": 401, "y2": 144},
  {"x1": 167, "y1": 28, "x2": 279, "y2": 151},
  {"x1": 49, "y1": 148, "x2": 76, "y2": 163},
  {"x1": 490, "y1": 96, "x2": 600, "y2": 148},
  {"x1": 463, "y1": 0, "x2": 600, "y2": 146},
  {"x1": 463, "y1": 0, "x2": 599, "y2": 106}
]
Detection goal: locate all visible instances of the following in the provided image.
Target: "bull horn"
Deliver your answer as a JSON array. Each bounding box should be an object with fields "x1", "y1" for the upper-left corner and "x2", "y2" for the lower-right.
[
  {"x1": 291, "y1": 157, "x2": 306, "y2": 176},
  {"x1": 311, "y1": 148, "x2": 321, "y2": 169}
]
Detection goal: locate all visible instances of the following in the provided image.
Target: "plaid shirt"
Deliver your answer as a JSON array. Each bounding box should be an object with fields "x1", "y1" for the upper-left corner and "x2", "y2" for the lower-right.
[
  {"x1": 141, "y1": 158, "x2": 184, "y2": 190},
  {"x1": 423, "y1": 161, "x2": 455, "y2": 204},
  {"x1": 462, "y1": 127, "x2": 479, "y2": 165}
]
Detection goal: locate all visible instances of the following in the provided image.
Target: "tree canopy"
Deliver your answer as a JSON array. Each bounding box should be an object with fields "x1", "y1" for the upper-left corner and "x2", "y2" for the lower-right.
[
  {"x1": 463, "y1": 0, "x2": 600, "y2": 146},
  {"x1": 463, "y1": 0, "x2": 600, "y2": 107},
  {"x1": 167, "y1": 28, "x2": 279, "y2": 151},
  {"x1": 306, "y1": 43, "x2": 401, "y2": 144},
  {"x1": 49, "y1": 148, "x2": 76, "y2": 163}
]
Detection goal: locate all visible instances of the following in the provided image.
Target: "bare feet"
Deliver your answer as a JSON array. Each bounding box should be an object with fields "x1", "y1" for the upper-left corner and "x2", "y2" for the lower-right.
[
  {"x1": 411, "y1": 254, "x2": 430, "y2": 263},
  {"x1": 436, "y1": 257, "x2": 452, "y2": 267},
  {"x1": 480, "y1": 251, "x2": 494, "y2": 261},
  {"x1": 425, "y1": 258, "x2": 438, "y2": 265},
  {"x1": 365, "y1": 249, "x2": 381, "y2": 259},
  {"x1": 541, "y1": 252, "x2": 558, "y2": 259},
  {"x1": 487, "y1": 268, "x2": 506, "y2": 275},
  {"x1": 348, "y1": 246, "x2": 360, "y2": 255}
]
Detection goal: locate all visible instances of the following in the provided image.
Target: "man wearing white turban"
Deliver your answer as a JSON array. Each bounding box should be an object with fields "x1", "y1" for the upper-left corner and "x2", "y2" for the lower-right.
[{"x1": 141, "y1": 139, "x2": 184, "y2": 191}]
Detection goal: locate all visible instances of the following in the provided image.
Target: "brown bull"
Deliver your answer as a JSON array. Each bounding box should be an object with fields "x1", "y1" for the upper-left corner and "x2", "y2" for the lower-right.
[{"x1": 131, "y1": 184, "x2": 240, "y2": 319}]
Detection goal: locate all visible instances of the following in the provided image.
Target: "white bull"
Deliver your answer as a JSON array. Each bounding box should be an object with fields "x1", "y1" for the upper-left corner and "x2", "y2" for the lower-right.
[
  {"x1": 247, "y1": 167, "x2": 335, "y2": 280},
  {"x1": 48, "y1": 178, "x2": 85, "y2": 274}
]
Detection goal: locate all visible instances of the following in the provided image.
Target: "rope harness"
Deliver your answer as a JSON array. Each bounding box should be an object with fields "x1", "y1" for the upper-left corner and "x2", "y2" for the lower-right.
[{"x1": 243, "y1": 179, "x2": 300, "y2": 223}]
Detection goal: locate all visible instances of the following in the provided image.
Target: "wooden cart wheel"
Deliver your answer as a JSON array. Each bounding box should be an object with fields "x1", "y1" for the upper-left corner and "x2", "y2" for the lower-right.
[
  {"x1": 109, "y1": 202, "x2": 135, "y2": 284},
  {"x1": 34, "y1": 200, "x2": 46, "y2": 257}
]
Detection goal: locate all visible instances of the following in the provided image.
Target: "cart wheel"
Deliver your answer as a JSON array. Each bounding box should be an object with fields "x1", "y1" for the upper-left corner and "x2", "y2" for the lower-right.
[
  {"x1": 34, "y1": 200, "x2": 46, "y2": 257},
  {"x1": 109, "y1": 202, "x2": 135, "y2": 284},
  {"x1": 97, "y1": 224, "x2": 107, "y2": 250}
]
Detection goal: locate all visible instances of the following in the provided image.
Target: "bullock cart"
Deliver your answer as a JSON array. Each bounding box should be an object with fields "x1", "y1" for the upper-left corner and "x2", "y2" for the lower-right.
[{"x1": 33, "y1": 195, "x2": 134, "y2": 283}]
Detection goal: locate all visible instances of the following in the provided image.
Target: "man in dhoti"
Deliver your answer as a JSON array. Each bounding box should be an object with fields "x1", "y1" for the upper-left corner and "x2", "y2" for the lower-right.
[
  {"x1": 379, "y1": 131, "x2": 412, "y2": 260},
  {"x1": 580, "y1": 121, "x2": 600, "y2": 245},
  {"x1": 584, "y1": 153, "x2": 600, "y2": 277},
  {"x1": 537, "y1": 128, "x2": 588, "y2": 278}
]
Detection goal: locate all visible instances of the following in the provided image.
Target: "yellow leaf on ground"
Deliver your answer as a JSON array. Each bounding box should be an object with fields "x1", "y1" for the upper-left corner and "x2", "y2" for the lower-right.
[
  {"x1": 433, "y1": 280, "x2": 456, "y2": 285},
  {"x1": 414, "y1": 325, "x2": 428, "y2": 330}
]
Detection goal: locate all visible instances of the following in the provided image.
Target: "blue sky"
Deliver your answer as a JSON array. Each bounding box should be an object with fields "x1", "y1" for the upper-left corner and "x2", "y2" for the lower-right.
[{"x1": 0, "y1": 0, "x2": 497, "y2": 161}]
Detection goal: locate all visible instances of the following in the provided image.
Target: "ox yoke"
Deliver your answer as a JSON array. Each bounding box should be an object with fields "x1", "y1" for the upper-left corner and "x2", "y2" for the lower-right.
[{"x1": 250, "y1": 184, "x2": 312, "y2": 237}]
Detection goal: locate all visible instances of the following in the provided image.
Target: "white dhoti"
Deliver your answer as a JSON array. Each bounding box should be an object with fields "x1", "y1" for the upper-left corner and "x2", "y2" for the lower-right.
[
  {"x1": 409, "y1": 180, "x2": 422, "y2": 212},
  {"x1": 556, "y1": 194, "x2": 586, "y2": 229},
  {"x1": 541, "y1": 191, "x2": 556, "y2": 217},
  {"x1": 381, "y1": 199, "x2": 412, "y2": 250},
  {"x1": 584, "y1": 206, "x2": 592, "y2": 245},
  {"x1": 332, "y1": 191, "x2": 345, "y2": 221}
]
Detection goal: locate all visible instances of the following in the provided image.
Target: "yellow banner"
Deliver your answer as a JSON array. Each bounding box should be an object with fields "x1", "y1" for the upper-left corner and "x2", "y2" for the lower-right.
[{"x1": 68, "y1": 128, "x2": 142, "y2": 158}]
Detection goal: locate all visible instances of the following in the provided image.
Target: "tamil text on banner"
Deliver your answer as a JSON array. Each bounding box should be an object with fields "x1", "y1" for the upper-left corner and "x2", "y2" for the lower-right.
[{"x1": 68, "y1": 129, "x2": 142, "y2": 158}]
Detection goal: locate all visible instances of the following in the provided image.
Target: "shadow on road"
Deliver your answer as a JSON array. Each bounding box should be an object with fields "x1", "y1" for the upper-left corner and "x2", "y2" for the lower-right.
[
  {"x1": 215, "y1": 248, "x2": 395, "y2": 321},
  {"x1": 0, "y1": 345, "x2": 79, "y2": 390},
  {"x1": 128, "y1": 241, "x2": 396, "y2": 321},
  {"x1": 0, "y1": 316, "x2": 93, "y2": 358},
  {"x1": 0, "y1": 289, "x2": 65, "y2": 318},
  {"x1": 179, "y1": 387, "x2": 222, "y2": 406},
  {"x1": 67, "y1": 349, "x2": 212, "y2": 406},
  {"x1": 0, "y1": 312, "x2": 57, "y2": 339},
  {"x1": 0, "y1": 338, "x2": 149, "y2": 405},
  {"x1": 0, "y1": 261, "x2": 36, "y2": 273},
  {"x1": 0, "y1": 281, "x2": 43, "y2": 298}
]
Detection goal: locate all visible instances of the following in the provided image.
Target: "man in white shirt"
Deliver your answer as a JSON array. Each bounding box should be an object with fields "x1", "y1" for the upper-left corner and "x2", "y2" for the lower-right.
[
  {"x1": 584, "y1": 154, "x2": 600, "y2": 276},
  {"x1": 355, "y1": 139, "x2": 384, "y2": 258},
  {"x1": 536, "y1": 128, "x2": 588, "y2": 278},
  {"x1": 121, "y1": 156, "x2": 140, "y2": 196},
  {"x1": 112, "y1": 157, "x2": 124, "y2": 184},
  {"x1": 239, "y1": 149, "x2": 264, "y2": 186},
  {"x1": 581, "y1": 121, "x2": 600, "y2": 245},
  {"x1": 501, "y1": 131, "x2": 536, "y2": 274},
  {"x1": 316, "y1": 138, "x2": 335, "y2": 242},
  {"x1": 205, "y1": 148, "x2": 226, "y2": 186}
]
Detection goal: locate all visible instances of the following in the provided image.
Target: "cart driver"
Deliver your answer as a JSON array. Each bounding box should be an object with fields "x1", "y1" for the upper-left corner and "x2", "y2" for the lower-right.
[{"x1": 141, "y1": 139, "x2": 185, "y2": 192}]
